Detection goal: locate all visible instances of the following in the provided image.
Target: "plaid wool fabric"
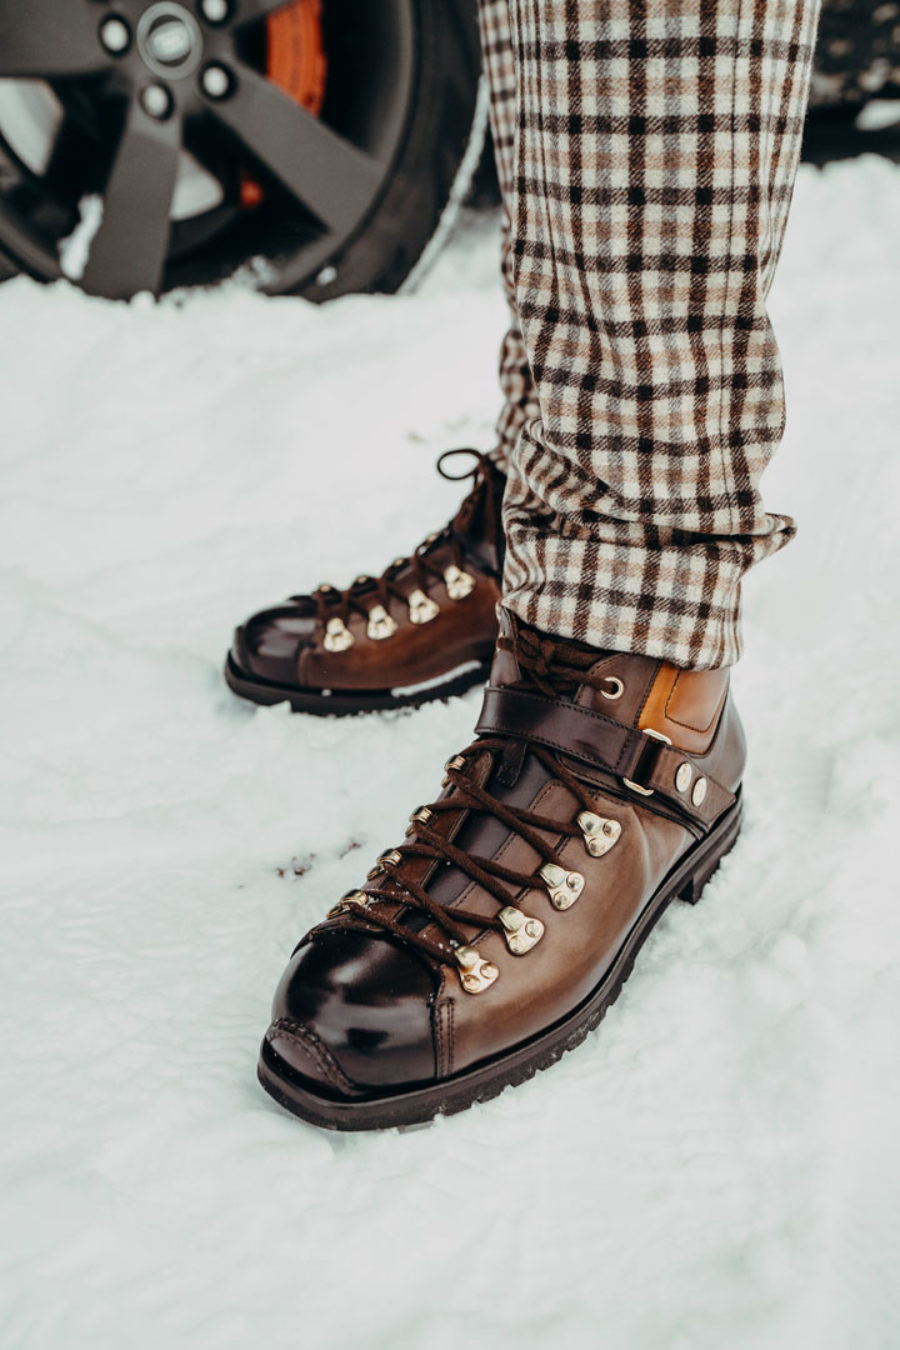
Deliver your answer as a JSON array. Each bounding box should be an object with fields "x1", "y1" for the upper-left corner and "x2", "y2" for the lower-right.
[
  {"x1": 478, "y1": 0, "x2": 821, "y2": 668},
  {"x1": 478, "y1": 0, "x2": 542, "y2": 464}
]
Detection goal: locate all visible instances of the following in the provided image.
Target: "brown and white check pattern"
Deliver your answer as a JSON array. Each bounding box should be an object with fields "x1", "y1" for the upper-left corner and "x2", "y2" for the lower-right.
[
  {"x1": 478, "y1": 0, "x2": 820, "y2": 668},
  {"x1": 478, "y1": 0, "x2": 542, "y2": 464}
]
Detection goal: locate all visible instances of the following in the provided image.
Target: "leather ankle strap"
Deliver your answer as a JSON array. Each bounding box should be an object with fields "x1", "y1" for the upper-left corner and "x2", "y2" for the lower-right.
[{"x1": 475, "y1": 686, "x2": 735, "y2": 829}]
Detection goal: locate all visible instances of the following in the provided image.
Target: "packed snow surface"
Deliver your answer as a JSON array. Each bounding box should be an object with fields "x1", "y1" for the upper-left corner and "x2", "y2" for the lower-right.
[{"x1": 1, "y1": 157, "x2": 899, "y2": 1350}]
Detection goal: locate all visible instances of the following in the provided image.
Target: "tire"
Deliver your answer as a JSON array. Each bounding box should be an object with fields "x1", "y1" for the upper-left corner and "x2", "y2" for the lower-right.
[
  {"x1": 811, "y1": 0, "x2": 900, "y2": 109},
  {"x1": 802, "y1": 0, "x2": 900, "y2": 163},
  {"x1": 0, "y1": 0, "x2": 485, "y2": 303},
  {"x1": 299, "y1": 1, "x2": 486, "y2": 302}
]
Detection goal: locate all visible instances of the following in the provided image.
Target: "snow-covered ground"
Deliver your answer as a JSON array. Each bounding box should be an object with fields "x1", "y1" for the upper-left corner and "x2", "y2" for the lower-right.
[{"x1": 1, "y1": 156, "x2": 899, "y2": 1350}]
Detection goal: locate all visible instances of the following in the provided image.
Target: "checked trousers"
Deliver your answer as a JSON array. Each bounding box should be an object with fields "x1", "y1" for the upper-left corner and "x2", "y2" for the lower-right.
[{"x1": 477, "y1": 0, "x2": 821, "y2": 668}]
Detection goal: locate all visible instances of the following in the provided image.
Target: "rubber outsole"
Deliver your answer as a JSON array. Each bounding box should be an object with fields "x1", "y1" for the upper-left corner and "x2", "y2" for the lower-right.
[
  {"x1": 224, "y1": 651, "x2": 493, "y2": 717},
  {"x1": 257, "y1": 792, "x2": 743, "y2": 1130}
]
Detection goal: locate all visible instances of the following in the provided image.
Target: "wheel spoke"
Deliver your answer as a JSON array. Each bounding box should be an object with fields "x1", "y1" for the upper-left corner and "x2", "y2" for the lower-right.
[
  {"x1": 214, "y1": 63, "x2": 384, "y2": 234},
  {"x1": 0, "y1": 3, "x2": 107, "y2": 78},
  {"x1": 81, "y1": 100, "x2": 182, "y2": 299}
]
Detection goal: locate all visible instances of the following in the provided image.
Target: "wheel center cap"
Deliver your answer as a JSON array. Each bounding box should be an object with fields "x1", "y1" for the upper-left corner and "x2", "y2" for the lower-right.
[{"x1": 137, "y1": 3, "x2": 203, "y2": 78}]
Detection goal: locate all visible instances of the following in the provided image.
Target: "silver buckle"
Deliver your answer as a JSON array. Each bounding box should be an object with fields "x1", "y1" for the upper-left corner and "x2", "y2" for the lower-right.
[{"x1": 623, "y1": 728, "x2": 672, "y2": 797}]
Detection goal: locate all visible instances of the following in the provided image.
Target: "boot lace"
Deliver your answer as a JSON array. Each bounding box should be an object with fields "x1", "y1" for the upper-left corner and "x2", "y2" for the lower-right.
[
  {"x1": 326, "y1": 624, "x2": 619, "y2": 972},
  {"x1": 298, "y1": 449, "x2": 501, "y2": 629}
]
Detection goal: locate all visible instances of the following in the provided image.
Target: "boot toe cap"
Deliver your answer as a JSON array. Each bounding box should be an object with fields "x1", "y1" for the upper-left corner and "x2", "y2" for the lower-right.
[
  {"x1": 264, "y1": 928, "x2": 440, "y2": 1101},
  {"x1": 263, "y1": 1017, "x2": 365, "y2": 1100},
  {"x1": 232, "y1": 602, "x2": 316, "y2": 685}
]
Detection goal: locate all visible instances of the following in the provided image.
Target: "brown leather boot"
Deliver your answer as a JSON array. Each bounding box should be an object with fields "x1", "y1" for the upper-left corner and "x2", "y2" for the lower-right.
[
  {"x1": 257, "y1": 610, "x2": 746, "y2": 1130},
  {"x1": 225, "y1": 451, "x2": 505, "y2": 715}
]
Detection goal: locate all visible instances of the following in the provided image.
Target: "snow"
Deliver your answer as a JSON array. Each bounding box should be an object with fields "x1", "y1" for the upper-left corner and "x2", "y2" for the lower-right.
[
  {"x1": 1, "y1": 156, "x2": 899, "y2": 1349},
  {"x1": 58, "y1": 195, "x2": 104, "y2": 282}
]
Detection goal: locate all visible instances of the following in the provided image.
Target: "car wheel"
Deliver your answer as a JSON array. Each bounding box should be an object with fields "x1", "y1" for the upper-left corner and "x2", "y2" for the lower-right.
[{"x1": 0, "y1": 0, "x2": 484, "y2": 301}]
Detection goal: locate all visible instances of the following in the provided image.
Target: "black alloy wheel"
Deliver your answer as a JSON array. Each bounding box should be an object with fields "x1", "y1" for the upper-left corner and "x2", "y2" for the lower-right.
[{"x1": 0, "y1": 0, "x2": 484, "y2": 300}]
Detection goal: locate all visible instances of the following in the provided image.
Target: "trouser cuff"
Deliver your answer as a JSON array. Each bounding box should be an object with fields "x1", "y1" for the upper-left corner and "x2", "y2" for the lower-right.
[{"x1": 501, "y1": 509, "x2": 795, "y2": 670}]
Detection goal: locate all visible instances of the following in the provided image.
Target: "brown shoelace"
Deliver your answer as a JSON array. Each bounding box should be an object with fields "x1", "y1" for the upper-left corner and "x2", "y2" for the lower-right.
[
  {"x1": 329, "y1": 625, "x2": 616, "y2": 967},
  {"x1": 302, "y1": 449, "x2": 500, "y2": 630}
]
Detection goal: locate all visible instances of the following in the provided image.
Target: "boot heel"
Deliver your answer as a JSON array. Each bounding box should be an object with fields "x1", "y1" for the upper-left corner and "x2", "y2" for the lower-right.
[
  {"x1": 678, "y1": 800, "x2": 743, "y2": 905},
  {"x1": 679, "y1": 854, "x2": 723, "y2": 905}
]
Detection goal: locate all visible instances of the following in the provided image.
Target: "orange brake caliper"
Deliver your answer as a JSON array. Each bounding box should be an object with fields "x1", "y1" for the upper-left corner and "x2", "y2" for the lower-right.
[{"x1": 241, "y1": 0, "x2": 327, "y2": 208}]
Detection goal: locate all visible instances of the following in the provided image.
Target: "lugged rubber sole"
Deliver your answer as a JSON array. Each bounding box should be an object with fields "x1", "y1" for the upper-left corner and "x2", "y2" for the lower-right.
[
  {"x1": 257, "y1": 792, "x2": 743, "y2": 1130},
  {"x1": 224, "y1": 651, "x2": 493, "y2": 716}
]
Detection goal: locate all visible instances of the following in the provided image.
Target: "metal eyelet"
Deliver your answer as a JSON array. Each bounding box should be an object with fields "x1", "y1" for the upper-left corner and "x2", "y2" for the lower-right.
[
  {"x1": 576, "y1": 812, "x2": 621, "y2": 857},
  {"x1": 499, "y1": 906, "x2": 544, "y2": 955},
  {"x1": 366, "y1": 604, "x2": 397, "y2": 641},
  {"x1": 455, "y1": 945, "x2": 499, "y2": 994},
  {"x1": 367, "y1": 849, "x2": 402, "y2": 879},
  {"x1": 323, "y1": 617, "x2": 354, "y2": 652},
  {"x1": 443, "y1": 564, "x2": 476, "y2": 600},
  {"x1": 538, "y1": 862, "x2": 584, "y2": 911},
  {"x1": 405, "y1": 805, "x2": 433, "y2": 838},
  {"x1": 442, "y1": 754, "x2": 466, "y2": 786},
  {"x1": 407, "y1": 588, "x2": 440, "y2": 624},
  {"x1": 600, "y1": 676, "x2": 625, "y2": 700},
  {"x1": 327, "y1": 888, "x2": 368, "y2": 918}
]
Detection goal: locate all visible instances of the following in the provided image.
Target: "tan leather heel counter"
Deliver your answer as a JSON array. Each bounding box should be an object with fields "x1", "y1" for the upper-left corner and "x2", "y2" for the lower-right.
[{"x1": 639, "y1": 663, "x2": 731, "y2": 754}]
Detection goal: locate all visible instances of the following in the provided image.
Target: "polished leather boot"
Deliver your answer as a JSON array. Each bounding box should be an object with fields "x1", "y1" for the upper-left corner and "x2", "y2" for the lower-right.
[
  {"x1": 225, "y1": 451, "x2": 505, "y2": 715},
  {"x1": 258, "y1": 610, "x2": 746, "y2": 1130}
]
